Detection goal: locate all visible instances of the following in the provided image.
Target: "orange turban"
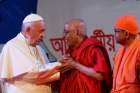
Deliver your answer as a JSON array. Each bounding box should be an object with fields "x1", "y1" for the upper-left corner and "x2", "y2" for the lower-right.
[{"x1": 114, "y1": 15, "x2": 139, "y2": 35}]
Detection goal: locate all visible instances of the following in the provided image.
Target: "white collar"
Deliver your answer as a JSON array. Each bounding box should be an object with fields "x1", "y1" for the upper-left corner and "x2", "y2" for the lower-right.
[{"x1": 18, "y1": 32, "x2": 26, "y2": 41}]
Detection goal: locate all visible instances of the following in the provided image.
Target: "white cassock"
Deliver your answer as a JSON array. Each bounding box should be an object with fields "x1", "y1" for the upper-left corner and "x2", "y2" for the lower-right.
[{"x1": 0, "y1": 33, "x2": 60, "y2": 93}]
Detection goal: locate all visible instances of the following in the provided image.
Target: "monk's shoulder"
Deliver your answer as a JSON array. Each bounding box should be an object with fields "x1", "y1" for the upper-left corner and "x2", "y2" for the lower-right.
[{"x1": 134, "y1": 39, "x2": 140, "y2": 48}]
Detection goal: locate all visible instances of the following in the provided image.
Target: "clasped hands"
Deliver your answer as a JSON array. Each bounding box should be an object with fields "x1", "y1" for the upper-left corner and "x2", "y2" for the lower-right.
[
  {"x1": 58, "y1": 55, "x2": 78, "y2": 72},
  {"x1": 33, "y1": 55, "x2": 77, "y2": 85}
]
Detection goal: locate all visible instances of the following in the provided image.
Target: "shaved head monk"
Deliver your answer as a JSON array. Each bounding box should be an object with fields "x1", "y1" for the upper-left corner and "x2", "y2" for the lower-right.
[
  {"x1": 111, "y1": 15, "x2": 140, "y2": 93},
  {"x1": 59, "y1": 19, "x2": 112, "y2": 93}
]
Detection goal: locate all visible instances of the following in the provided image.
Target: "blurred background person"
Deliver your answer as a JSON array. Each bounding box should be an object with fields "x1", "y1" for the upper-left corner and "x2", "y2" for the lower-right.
[{"x1": 111, "y1": 15, "x2": 140, "y2": 93}]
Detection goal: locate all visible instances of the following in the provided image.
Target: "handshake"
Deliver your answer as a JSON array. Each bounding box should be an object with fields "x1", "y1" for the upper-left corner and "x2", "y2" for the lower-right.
[
  {"x1": 36, "y1": 55, "x2": 77, "y2": 84},
  {"x1": 7, "y1": 55, "x2": 77, "y2": 85}
]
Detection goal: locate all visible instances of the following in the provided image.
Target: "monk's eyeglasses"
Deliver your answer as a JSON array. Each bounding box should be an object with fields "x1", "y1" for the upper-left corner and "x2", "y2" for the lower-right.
[
  {"x1": 63, "y1": 29, "x2": 69, "y2": 36},
  {"x1": 63, "y1": 29, "x2": 78, "y2": 36},
  {"x1": 114, "y1": 29, "x2": 126, "y2": 33}
]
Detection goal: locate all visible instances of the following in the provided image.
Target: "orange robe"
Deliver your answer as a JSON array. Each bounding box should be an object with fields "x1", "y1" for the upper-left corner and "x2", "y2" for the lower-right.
[
  {"x1": 111, "y1": 39, "x2": 140, "y2": 93},
  {"x1": 60, "y1": 37, "x2": 112, "y2": 93}
]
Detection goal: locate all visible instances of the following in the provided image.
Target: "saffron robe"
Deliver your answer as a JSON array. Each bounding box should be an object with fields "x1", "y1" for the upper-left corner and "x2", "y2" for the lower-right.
[
  {"x1": 111, "y1": 39, "x2": 140, "y2": 93},
  {"x1": 60, "y1": 37, "x2": 112, "y2": 93}
]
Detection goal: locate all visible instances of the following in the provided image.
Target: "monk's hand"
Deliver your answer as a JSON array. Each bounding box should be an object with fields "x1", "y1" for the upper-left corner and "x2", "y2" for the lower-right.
[
  {"x1": 58, "y1": 55, "x2": 70, "y2": 63},
  {"x1": 66, "y1": 58, "x2": 78, "y2": 68},
  {"x1": 60, "y1": 56, "x2": 78, "y2": 69},
  {"x1": 58, "y1": 55, "x2": 76, "y2": 72}
]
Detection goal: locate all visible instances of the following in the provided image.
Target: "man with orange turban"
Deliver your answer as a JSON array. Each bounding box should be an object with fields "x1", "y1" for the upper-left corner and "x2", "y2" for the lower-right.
[{"x1": 111, "y1": 15, "x2": 140, "y2": 93}]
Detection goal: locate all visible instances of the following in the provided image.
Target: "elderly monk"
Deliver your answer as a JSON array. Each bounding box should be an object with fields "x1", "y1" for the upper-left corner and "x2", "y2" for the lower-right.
[
  {"x1": 59, "y1": 19, "x2": 112, "y2": 93},
  {"x1": 111, "y1": 15, "x2": 140, "y2": 93},
  {"x1": 0, "y1": 14, "x2": 61, "y2": 93}
]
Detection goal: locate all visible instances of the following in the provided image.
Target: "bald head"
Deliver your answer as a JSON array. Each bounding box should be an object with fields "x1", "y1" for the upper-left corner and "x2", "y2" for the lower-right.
[
  {"x1": 64, "y1": 19, "x2": 87, "y2": 37},
  {"x1": 63, "y1": 19, "x2": 87, "y2": 48}
]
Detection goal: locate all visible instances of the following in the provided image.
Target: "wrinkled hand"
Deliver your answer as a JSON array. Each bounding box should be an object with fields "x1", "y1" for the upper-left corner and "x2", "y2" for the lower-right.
[
  {"x1": 36, "y1": 68, "x2": 59, "y2": 85},
  {"x1": 59, "y1": 55, "x2": 77, "y2": 69}
]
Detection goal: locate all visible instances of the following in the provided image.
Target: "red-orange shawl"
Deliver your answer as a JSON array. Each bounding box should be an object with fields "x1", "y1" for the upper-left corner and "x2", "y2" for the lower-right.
[{"x1": 60, "y1": 37, "x2": 112, "y2": 93}]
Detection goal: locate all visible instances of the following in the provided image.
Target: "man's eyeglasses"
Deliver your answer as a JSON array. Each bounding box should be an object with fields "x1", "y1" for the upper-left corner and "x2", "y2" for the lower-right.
[{"x1": 114, "y1": 29, "x2": 125, "y2": 33}]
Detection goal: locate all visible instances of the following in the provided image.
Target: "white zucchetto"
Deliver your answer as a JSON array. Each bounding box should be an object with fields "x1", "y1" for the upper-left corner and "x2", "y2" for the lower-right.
[{"x1": 23, "y1": 13, "x2": 44, "y2": 24}]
